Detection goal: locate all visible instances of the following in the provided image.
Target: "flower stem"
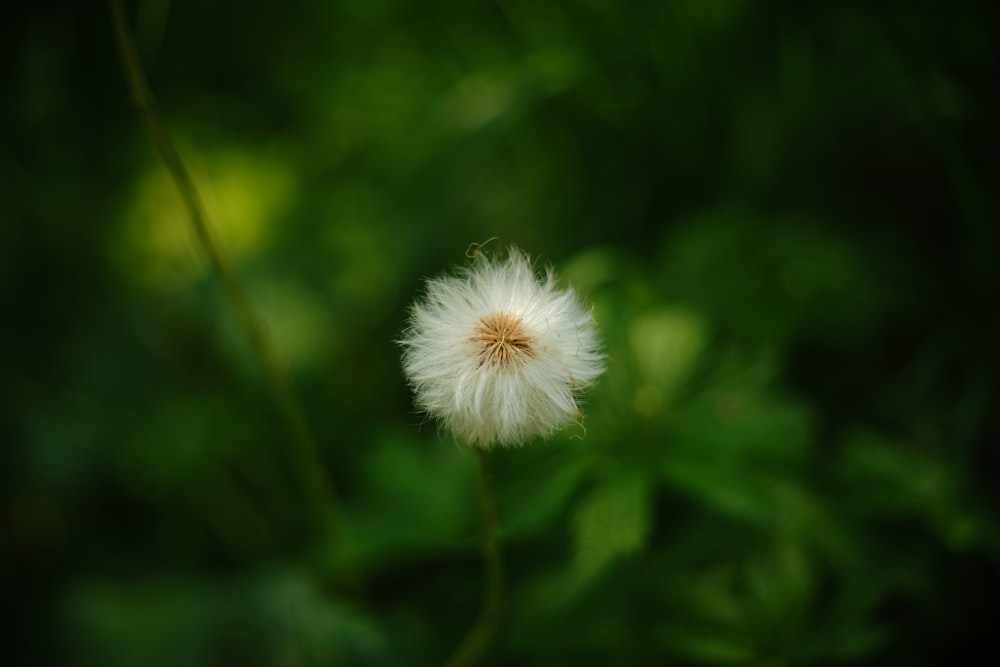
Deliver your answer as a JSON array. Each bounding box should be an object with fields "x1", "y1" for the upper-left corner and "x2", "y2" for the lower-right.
[
  {"x1": 109, "y1": 0, "x2": 353, "y2": 579},
  {"x1": 445, "y1": 449, "x2": 505, "y2": 667}
]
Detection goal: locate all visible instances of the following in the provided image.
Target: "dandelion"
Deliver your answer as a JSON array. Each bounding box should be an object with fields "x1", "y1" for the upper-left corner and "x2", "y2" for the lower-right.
[{"x1": 400, "y1": 246, "x2": 605, "y2": 448}]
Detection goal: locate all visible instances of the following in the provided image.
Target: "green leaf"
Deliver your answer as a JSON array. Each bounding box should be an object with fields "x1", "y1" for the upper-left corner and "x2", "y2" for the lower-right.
[
  {"x1": 628, "y1": 307, "x2": 707, "y2": 416},
  {"x1": 570, "y1": 471, "x2": 652, "y2": 584},
  {"x1": 348, "y1": 432, "x2": 475, "y2": 564},
  {"x1": 496, "y1": 449, "x2": 592, "y2": 539}
]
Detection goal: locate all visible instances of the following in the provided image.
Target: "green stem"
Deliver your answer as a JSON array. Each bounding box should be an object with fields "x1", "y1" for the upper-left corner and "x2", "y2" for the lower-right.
[
  {"x1": 109, "y1": 0, "x2": 350, "y2": 568},
  {"x1": 444, "y1": 449, "x2": 505, "y2": 667}
]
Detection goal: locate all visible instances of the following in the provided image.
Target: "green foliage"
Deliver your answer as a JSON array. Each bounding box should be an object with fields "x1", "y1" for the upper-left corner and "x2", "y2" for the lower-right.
[{"x1": 3, "y1": 0, "x2": 999, "y2": 665}]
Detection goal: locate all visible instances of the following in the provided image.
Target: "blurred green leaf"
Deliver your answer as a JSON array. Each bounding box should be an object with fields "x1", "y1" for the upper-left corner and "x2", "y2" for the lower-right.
[
  {"x1": 496, "y1": 449, "x2": 592, "y2": 539},
  {"x1": 70, "y1": 572, "x2": 390, "y2": 667},
  {"x1": 349, "y1": 432, "x2": 475, "y2": 564},
  {"x1": 661, "y1": 213, "x2": 882, "y2": 342},
  {"x1": 70, "y1": 580, "x2": 221, "y2": 667},
  {"x1": 570, "y1": 470, "x2": 652, "y2": 584},
  {"x1": 628, "y1": 307, "x2": 707, "y2": 417},
  {"x1": 837, "y1": 432, "x2": 982, "y2": 549}
]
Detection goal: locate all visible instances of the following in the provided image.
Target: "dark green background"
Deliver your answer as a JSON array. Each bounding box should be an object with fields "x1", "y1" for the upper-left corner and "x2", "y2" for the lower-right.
[{"x1": 3, "y1": 1, "x2": 998, "y2": 665}]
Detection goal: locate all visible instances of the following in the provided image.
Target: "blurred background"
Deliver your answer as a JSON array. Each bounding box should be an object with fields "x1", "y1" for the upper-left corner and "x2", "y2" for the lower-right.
[{"x1": 3, "y1": 0, "x2": 999, "y2": 665}]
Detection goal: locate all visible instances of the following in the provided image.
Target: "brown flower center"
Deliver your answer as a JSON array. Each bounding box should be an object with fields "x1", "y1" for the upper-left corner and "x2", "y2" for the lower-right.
[{"x1": 475, "y1": 312, "x2": 534, "y2": 368}]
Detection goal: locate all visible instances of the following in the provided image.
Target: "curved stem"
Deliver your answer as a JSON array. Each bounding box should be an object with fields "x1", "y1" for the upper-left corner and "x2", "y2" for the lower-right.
[
  {"x1": 109, "y1": 0, "x2": 352, "y2": 576},
  {"x1": 445, "y1": 449, "x2": 505, "y2": 667}
]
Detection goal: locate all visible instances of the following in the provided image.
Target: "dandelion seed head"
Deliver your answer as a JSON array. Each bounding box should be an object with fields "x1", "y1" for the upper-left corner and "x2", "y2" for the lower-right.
[{"x1": 399, "y1": 246, "x2": 605, "y2": 448}]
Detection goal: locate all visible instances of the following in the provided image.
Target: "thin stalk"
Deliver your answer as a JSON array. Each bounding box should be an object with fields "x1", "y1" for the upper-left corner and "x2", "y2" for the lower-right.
[
  {"x1": 444, "y1": 449, "x2": 505, "y2": 667},
  {"x1": 109, "y1": 0, "x2": 348, "y2": 561}
]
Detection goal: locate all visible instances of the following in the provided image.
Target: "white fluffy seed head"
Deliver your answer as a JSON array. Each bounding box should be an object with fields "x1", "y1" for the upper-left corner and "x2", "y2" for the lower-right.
[{"x1": 399, "y1": 247, "x2": 605, "y2": 448}]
